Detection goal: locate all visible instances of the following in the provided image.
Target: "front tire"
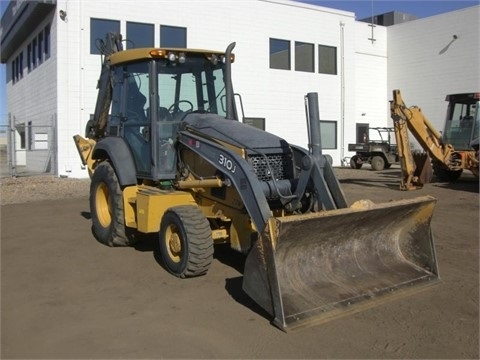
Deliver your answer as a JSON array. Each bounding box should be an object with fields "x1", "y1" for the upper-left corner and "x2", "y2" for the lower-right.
[
  {"x1": 350, "y1": 155, "x2": 362, "y2": 169},
  {"x1": 90, "y1": 161, "x2": 131, "y2": 247},
  {"x1": 158, "y1": 205, "x2": 213, "y2": 278}
]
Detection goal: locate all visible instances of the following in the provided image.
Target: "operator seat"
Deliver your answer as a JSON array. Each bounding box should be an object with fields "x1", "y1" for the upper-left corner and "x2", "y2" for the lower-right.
[
  {"x1": 125, "y1": 79, "x2": 147, "y2": 121},
  {"x1": 124, "y1": 78, "x2": 151, "y2": 174}
]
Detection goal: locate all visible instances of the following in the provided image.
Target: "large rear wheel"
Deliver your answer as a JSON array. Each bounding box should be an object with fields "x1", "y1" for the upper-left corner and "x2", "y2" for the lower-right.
[
  {"x1": 371, "y1": 156, "x2": 385, "y2": 171},
  {"x1": 90, "y1": 161, "x2": 131, "y2": 247},
  {"x1": 158, "y1": 205, "x2": 213, "y2": 278}
]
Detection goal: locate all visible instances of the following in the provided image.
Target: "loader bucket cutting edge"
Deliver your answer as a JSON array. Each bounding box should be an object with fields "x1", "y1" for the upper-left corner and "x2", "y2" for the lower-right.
[{"x1": 242, "y1": 195, "x2": 439, "y2": 331}]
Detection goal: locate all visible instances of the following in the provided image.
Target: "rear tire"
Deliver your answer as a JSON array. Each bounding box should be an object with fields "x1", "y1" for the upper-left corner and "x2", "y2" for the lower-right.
[
  {"x1": 371, "y1": 156, "x2": 385, "y2": 171},
  {"x1": 433, "y1": 165, "x2": 463, "y2": 182},
  {"x1": 90, "y1": 161, "x2": 131, "y2": 247},
  {"x1": 350, "y1": 156, "x2": 362, "y2": 169},
  {"x1": 158, "y1": 205, "x2": 213, "y2": 278}
]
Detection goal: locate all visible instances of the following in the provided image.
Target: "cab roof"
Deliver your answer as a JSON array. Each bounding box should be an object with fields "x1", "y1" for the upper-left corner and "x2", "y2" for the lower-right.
[{"x1": 109, "y1": 47, "x2": 229, "y2": 66}]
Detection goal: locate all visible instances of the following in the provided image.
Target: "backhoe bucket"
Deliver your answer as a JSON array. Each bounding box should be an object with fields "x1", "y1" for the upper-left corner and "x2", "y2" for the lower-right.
[{"x1": 243, "y1": 195, "x2": 439, "y2": 331}]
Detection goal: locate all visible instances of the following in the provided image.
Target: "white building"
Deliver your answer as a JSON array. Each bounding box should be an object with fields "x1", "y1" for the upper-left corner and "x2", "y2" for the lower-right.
[{"x1": 1, "y1": 0, "x2": 478, "y2": 178}]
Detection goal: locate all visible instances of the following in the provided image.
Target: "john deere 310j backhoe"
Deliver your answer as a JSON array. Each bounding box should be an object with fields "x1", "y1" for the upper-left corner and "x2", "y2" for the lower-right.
[{"x1": 74, "y1": 33, "x2": 439, "y2": 330}]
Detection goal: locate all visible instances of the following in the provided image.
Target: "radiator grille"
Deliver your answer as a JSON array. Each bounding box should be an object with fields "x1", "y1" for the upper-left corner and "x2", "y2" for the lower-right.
[{"x1": 248, "y1": 153, "x2": 291, "y2": 182}]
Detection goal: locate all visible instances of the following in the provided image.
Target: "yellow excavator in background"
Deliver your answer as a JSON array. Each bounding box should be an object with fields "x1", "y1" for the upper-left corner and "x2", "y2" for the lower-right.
[
  {"x1": 391, "y1": 90, "x2": 479, "y2": 190},
  {"x1": 74, "y1": 34, "x2": 439, "y2": 330}
]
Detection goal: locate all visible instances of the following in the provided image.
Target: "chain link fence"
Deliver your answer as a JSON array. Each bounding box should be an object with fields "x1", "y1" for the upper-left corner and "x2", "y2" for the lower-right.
[{"x1": 0, "y1": 115, "x2": 57, "y2": 178}]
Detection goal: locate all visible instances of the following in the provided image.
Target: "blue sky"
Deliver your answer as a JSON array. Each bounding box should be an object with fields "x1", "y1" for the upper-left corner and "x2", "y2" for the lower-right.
[
  {"x1": 0, "y1": 0, "x2": 478, "y2": 125},
  {"x1": 297, "y1": 0, "x2": 479, "y2": 19}
]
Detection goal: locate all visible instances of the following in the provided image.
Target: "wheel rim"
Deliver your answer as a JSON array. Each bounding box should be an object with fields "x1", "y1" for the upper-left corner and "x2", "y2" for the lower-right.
[
  {"x1": 95, "y1": 182, "x2": 111, "y2": 228},
  {"x1": 165, "y1": 224, "x2": 182, "y2": 263}
]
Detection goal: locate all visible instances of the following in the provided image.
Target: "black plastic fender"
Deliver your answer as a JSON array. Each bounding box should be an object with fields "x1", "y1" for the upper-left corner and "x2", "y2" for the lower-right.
[{"x1": 92, "y1": 137, "x2": 137, "y2": 186}]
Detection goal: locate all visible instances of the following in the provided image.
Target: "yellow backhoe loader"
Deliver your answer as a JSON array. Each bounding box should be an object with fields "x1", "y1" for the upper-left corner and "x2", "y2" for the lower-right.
[
  {"x1": 390, "y1": 89, "x2": 479, "y2": 190},
  {"x1": 74, "y1": 33, "x2": 439, "y2": 330}
]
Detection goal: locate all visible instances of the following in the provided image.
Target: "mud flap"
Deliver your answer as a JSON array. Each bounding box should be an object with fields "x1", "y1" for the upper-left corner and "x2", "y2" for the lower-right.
[{"x1": 243, "y1": 195, "x2": 439, "y2": 331}]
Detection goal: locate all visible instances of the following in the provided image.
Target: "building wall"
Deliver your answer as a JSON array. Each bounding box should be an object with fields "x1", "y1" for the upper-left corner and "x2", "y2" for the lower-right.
[
  {"x1": 352, "y1": 21, "x2": 388, "y2": 146},
  {"x1": 53, "y1": 0, "x2": 367, "y2": 178},
  {"x1": 5, "y1": 10, "x2": 57, "y2": 170},
  {"x1": 11, "y1": 1, "x2": 475, "y2": 178},
  {"x1": 387, "y1": 5, "x2": 480, "y2": 138}
]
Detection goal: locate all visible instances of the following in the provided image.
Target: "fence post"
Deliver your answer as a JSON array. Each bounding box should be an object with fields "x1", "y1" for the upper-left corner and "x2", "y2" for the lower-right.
[{"x1": 8, "y1": 113, "x2": 16, "y2": 177}]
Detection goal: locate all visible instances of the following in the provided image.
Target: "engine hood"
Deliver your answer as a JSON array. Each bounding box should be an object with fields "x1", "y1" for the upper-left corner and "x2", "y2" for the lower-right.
[{"x1": 182, "y1": 113, "x2": 291, "y2": 153}]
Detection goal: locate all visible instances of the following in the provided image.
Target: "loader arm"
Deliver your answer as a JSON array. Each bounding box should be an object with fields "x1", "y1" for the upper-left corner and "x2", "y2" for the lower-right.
[
  {"x1": 179, "y1": 93, "x2": 438, "y2": 331},
  {"x1": 177, "y1": 130, "x2": 273, "y2": 233}
]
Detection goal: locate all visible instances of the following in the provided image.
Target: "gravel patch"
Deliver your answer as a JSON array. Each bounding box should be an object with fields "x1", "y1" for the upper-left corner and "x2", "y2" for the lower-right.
[
  {"x1": 0, "y1": 166, "x2": 378, "y2": 206},
  {"x1": 0, "y1": 175, "x2": 91, "y2": 205}
]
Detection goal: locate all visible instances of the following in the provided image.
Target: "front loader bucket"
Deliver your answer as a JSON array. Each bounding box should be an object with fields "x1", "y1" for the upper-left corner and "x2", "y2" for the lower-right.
[{"x1": 243, "y1": 195, "x2": 439, "y2": 331}]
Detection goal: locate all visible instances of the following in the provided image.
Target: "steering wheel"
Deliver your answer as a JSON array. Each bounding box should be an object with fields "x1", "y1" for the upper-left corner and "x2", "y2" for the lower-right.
[{"x1": 168, "y1": 100, "x2": 194, "y2": 115}]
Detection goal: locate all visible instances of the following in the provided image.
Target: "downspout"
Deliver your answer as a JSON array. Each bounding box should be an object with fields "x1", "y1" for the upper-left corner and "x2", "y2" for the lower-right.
[{"x1": 340, "y1": 21, "x2": 345, "y2": 164}]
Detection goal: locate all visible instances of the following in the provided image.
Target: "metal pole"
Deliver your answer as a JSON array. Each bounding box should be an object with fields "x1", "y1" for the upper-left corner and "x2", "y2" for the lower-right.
[
  {"x1": 8, "y1": 113, "x2": 16, "y2": 177},
  {"x1": 305, "y1": 92, "x2": 322, "y2": 159}
]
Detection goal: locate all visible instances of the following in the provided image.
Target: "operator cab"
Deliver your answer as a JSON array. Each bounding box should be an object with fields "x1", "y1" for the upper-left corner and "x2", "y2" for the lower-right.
[
  {"x1": 443, "y1": 93, "x2": 480, "y2": 150},
  {"x1": 107, "y1": 48, "x2": 234, "y2": 180}
]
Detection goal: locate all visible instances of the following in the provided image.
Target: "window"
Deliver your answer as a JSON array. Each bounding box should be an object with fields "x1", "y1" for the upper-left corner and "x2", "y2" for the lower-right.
[
  {"x1": 19, "y1": 53, "x2": 23, "y2": 79},
  {"x1": 32, "y1": 38, "x2": 37, "y2": 68},
  {"x1": 126, "y1": 21, "x2": 154, "y2": 49},
  {"x1": 90, "y1": 18, "x2": 121, "y2": 54},
  {"x1": 11, "y1": 53, "x2": 23, "y2": 84},
  {"x1": 34, "y1": 133, "x2": 49, "y2": 150},
  {"x1": 112, "y1": 62, "x2": 151, "y2": 175},
  {"x1": 38, "y1": 32, "x2": 44, "y2": 64},
  {"x1": 320, "y1": 120, "x2": 337, "y2": 149},
  {"x1": 11, "y1": 61, "x2": 15, "y2": 84},
  {"x1": 27, "y1": 44, "x2": 32, "y2": 72},
  {"x1": 295, "y1": 41, "x2": 314, "y2": 72},
  {"x1": 318, "y1": 45, "x2": 337, "y2": 75},
  {"x1": 160, "y1": 25, "x2": 187, "y2": 47},
  {"x1": 270, "y1": 38, "x2": 290, "y2": 70},
  {"x1": 44, "y1": 24, "x2": 51, "y2": 59},
  {"x1": 243, "y1": 117, "x2": 266, "y2": 130}
]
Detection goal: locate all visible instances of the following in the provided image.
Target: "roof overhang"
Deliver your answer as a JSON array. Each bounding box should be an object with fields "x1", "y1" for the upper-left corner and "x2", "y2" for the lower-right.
[{"x1": 0, "y1": 0, "x2": 56, "y2": 63}]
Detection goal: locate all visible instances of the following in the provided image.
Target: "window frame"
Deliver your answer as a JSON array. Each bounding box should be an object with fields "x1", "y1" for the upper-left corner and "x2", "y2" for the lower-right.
[
  {"x1": 37, "y1": 31, "x2": 44, "y2": 65},
  {"x1": 44, "y1": 24, "x2": 51, "y2": 59},
  {"x1": 269, "y1": 38, "x2": 291, "y2": 70},
  {"x1": 160, "y1": 25, "x2": 187, "y2": 48},
  {"x1": 318, "y1": 44, "x2": 337, "y2": 75},
  {"x1": 319, "y1": 120, "x2": 337, "y2": 149},
  {"x1": 32, "y1": 38, "x2": 37, "y2": 68},
  {"x1": 126, "y1": 21, "x2": 155, "y2": 49},
  {"x1": 90, "y1": 18, "x2": 121, "y2": 54},
  {"x1": 27, "y1": 44, "x2": 32, "y2": 72},
  {"x1": 295, "y1": 41, "x2": 314, "y2": 73}
]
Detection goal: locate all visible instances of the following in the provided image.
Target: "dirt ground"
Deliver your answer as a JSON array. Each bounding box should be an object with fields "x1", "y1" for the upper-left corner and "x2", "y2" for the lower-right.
[{"x1": 1, "y1": 167, "x2": 478, "y2": 359}]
